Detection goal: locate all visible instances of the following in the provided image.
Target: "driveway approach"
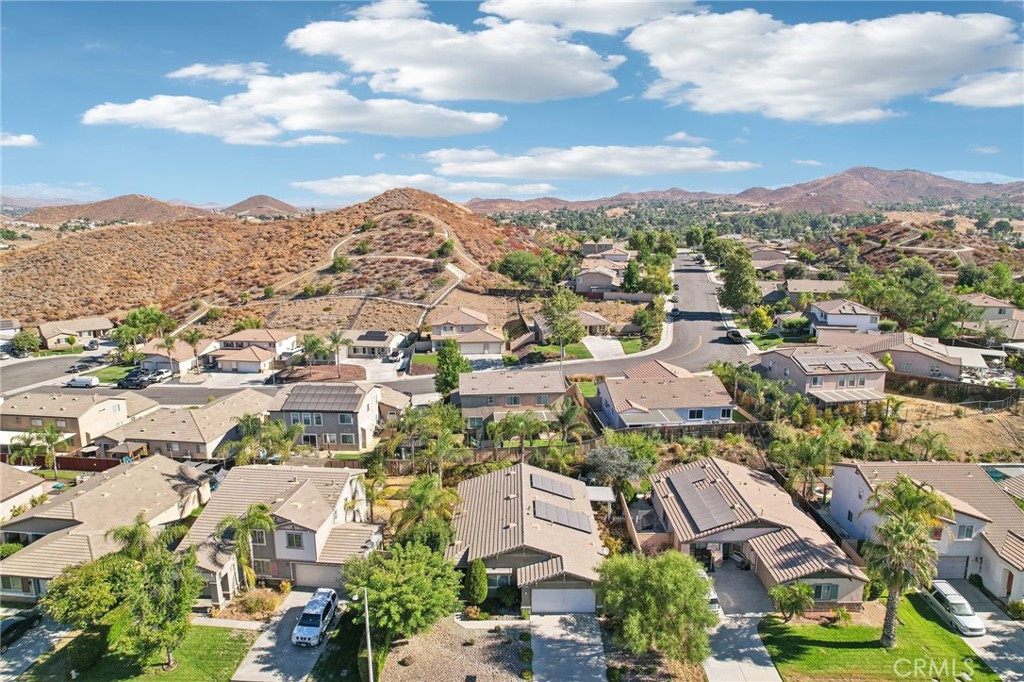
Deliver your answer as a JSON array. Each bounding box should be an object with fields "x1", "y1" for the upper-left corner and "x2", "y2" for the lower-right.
[
  {"x1": 951, "y1": 580, "x2": 1024, "y2": 682},
  {"x1": 231, "y1": 590, "x2": 333, "y2": 682},
  {"x1": 531, "y1": 614, "x2": 607, "y2": 682},
  {"x1": 703, "y1": 564, "x2": 782, "y2": 682}
]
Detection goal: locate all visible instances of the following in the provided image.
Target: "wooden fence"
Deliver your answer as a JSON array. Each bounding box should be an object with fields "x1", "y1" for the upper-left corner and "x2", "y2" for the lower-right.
[
  {"x1": 486, "y1": 288, "x2": 553, "y2": 298},
  {"x1": 0, "y1": 454, "x2": 123, "y2": 472},
  {"x1": 886, "y1": 372, "x2": 1021, "y2": 405}
]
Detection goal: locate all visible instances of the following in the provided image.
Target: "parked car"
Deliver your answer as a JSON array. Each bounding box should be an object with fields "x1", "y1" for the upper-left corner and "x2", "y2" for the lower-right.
[
  {"x1": 117, "y1": 377, "x2": 151, "y2": 390},
  {"x1": 66, "y1": 362, "x2": 91, "y2": 373},
  {"x1": 85, "y1": 339, "x2": 100, "y2": 350},
  {"x1": 670, "y1": 308, "x2": 682, "y2": 318},
  {"x1": 65, "y1": 376, "x2": 99, "y2": 389},
  {"x1": 0, "y1": 351, "x2": 8, "y2": 360},
  {"x1": 11, "y1": 349, "x2": 29, "y2": 359},
  {"x1": 125, "y1": 367, "x2": 149, "y2": 379},
  {"x1": 673, "y1": 283, "x2": 680, "y2": 290},
  {"x1": 0, "y1": 608, "x2": 43, "y2": 654},
  {"x1": 291, "y1": 588, "x2": 338, "y2": 647},
  {"x1": 697, "y1": 569, "x2": 721, "y2": 614},
  {"x1": 148, "y1": 369, "x2": 173, "y2": 383},
  {"x1": 383, "y1": 349, "x2": 402, "y2": 363},
  {"x1": 923, "y1": 581, "x2": 986, "y2": 636},
  {"x1": 730, "y1": 549, "x2": 750, "y2": 569},
  {"x1": 669, "y1": 295, "x2": 679, "y2": 303},
  {"x1": 725, "y1": 329, "x2": 744, "y2": 343}
]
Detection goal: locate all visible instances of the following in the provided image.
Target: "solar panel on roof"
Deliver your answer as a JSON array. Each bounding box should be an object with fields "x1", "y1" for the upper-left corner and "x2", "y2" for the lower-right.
[
  {"x1": 533, "y1": 500, "x2": 591, "y2": 532},
  {"x1": 531, "y1": 473, "x2": 575, "y2": 499},
  {"x1": 667, "y1": 470, "x2": 737, "y2": 532},
  {"x1": 361, "y1": 331, "x2": 389, "y2": 341}
]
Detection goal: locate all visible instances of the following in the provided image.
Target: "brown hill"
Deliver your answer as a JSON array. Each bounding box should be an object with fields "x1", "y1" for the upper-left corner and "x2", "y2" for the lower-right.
[
  {"x1": 0, "y1": 188, "x2": 530, "y2": 325},
  {"x1": 222, "y1": 195, "x2": 302, "y2": 217},
  {"x1": 22, "y1": 194, "x2": 218, "y2": 225}
]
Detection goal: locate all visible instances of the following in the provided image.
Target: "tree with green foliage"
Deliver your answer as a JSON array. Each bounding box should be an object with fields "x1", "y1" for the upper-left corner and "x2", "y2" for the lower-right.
[
  {"x1": 863, "y1": 474, "x2": 953, "y2": 535},
  {"x1": 684, "y1": 226, "x2": 704, "y2": 248},
  {"x1": 597, "y1": 551, "x2": 717, "y2": 664},
  {"x1": 604, "y1": 429, "x2": 661, "y2": 468},
  {"x1": 390, "y1": 474, "x2": 458, "y2": 535},
  {"x1": 40, "y1": 554, "x2": 138, "y2": 630},
  {"x1": 229, "y1": 316, "x2": 264, "y2": 333},
  {"x1": 464, "y1": 558, "x2": 489, "y2": 605},
  {"x1": 622, "y1": 260, "x2": 641, "y2": 292},
  {"x1": 540, "y1": 287, "x2": 585, "y2": 360},
  {"x1": 553, "y1": 400, "x2": 594, "y2": 444},
  {"x1": 10, "y1": 330, "x2": 40, "y2": 354},
  {"x1": 767, "y1": 582, "x2": 815, "y2": 621},
  {"x1": 124, "y1": 306, "x2": 175, "y2": 340},
  {"x1": 392, "y1": 516, "x2": 454, "y2": 553},
  {"x1": 496, "y1": 250, "x2": 548, "y2": 287},
  {"x1": 720, "y1": 251, "x2": 759, "y2": 311},
  {"x1": 434, "y1": 338, "x2": 472, "y2": 396},
  {"x1": 502, "y1": 410, "x2": 547, "y2": 460},
  {"x1": 301, "y1": 333, "x2": 325, "y2": 373},
  {"x1": 783, "y1": 262, "x2": 807, "y2": 280},
  {"x1": 10, "y1": 424, "x2": 66, "y2": 479},
  {"x1": 343, "y1": 542, "x2": 463, "y2": 639},
  {"x1": 748, "y1": 307, "x2": 772, "y2": 334},
  {"x1": 178, "y1": 329, "x2": 205, "y2": 374},
  {"x1": 156, "y1": 333, "x2": 177, "y2": 368},
  {"x1": 331, "y1": 254, "x2": 351, "y2": 273},
  {"x1": 216, "y1": 503, "x2": 276, "y2": 590},
  {"x1": 326, "y1": 329, "x2": 353, "y2": 378},
  {"x1": 105, "y1": 511, "x2": 187, "y2": 562},
  {"x1": 586, "y1": 445, "x2": 654, "y2": 487}
]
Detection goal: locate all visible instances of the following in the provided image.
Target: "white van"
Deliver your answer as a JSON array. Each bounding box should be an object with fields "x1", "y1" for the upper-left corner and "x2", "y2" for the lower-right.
[
  {"x1": 291, "y1": 588, "x2": 338, "y2": 647},
  {"x1": 923, "y1": 581, "x2": 986, "y2": 636},
  {"x1": 64, "y1": 376, "x2": 99, "y2": 388}
]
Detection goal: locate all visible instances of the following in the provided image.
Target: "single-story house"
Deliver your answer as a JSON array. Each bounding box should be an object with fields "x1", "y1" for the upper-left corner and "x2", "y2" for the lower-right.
[
  {"x1": 0, "y1": 455, "x2": 209, "y2": 601},
  {"x1": 447, "y1": 464, "x2": 606, "y2": 613},
  {"x1": 755, "y1": 281, "x2": 786, "y2": 305},
  {"x1": 831, "y1": 462, "x2": 1024, "y2": 602},
  {"x1": 140, "y1": 337, "x2": 219, "y2": 374},
  {"x1": 212, "y1": 346, "x2": 276, "y2": 373},
  {"x1": 597, "y1": 361, "x2": 735, "y2": 428},
  {"x1": 177, "y1": 464, "x2": 378, "y2": 606},
  {"x1": 573, "y1": 267, "x2": 622, "y2": 295},
  {"x1": 534, "y1": 310, "x2": 610, "y2": 343},
  {"x1": 639, "y1": 458, "x2": 867, "y2": 607},
  {"x1": 38, "y1": 317, "x2": 114, "y2": 349},
  {"x1": 0, "y1": 319, "x2": 21, "y2": 341},
  {"x1": 757, "y1": 346, "x2": 888, "y2": 406},
  {"x1": 340, "y1": 330, "x2": 404, "y2": 358},
  {"x1": 0, "y1": 462, "x2": 45, "y2": 520}
]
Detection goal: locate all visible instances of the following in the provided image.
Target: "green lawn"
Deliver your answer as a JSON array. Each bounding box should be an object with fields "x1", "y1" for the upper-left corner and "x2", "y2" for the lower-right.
[
  {"x1": 534, "y1": 343, "x2": 593, "y2": 360},
  {"x1": 412, "y1": 353, "x2": 439, "y2": 366},
  {"x1": 37, "y1": 469, "x2": 80, "y2": 481},
  {"x1": 86, "y1": 365, "x2": 134, "y2": 383},
  {"x1": 33, "y1": 346, "x2": 84, "y2": 357},
  {"x1": 310, "y1": 613, "x2": 362, "y2": 682},
  {"x1": 575, "y1": 381, "x2": 597, "y2": 398},
  {"x1": 759, "y1": 594, "x2": 999, "y2": 682},
  {"x1": 750, "y1": 333, "x2": 813, "y2": 350},
  {"x1": 619, "y1": 338, "x2": 643, "y2": 355}
]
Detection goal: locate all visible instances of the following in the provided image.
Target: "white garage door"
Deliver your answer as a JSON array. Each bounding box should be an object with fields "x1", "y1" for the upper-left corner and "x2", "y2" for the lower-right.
[
  {"x1": 936, "y1": 556, "x2": 969, "y2": 580},
  {"x1": 532, "y1": 588, "x2": 596, "y2": 614},
  {"x1": 293, "y1": 563, "x2": 341, "y2": 589}
]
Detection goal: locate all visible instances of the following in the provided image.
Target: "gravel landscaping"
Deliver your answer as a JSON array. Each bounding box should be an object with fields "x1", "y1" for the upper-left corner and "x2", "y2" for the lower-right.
[{"x1": 383, "y1": 617, "x2": 525, "y2": 682}]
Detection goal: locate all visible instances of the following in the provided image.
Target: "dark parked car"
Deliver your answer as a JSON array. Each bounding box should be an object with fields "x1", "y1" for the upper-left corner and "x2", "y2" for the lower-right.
[
  {"x1": 11, "y1": 349, "x2": 30, "y2": 359},
  {"x1": 86, "y1": 339, "x2": 100, "y2": 350},
  {"x1": 117, "y1": 377, "x2": 151, "y2": 390},
  {"x1": 0, "y1": 609, "x2": 43, "y2": 654},
  {"x1": 726, "y1": 329, "x2": 744, "y2": 343},
  {"x1": 66, "y1": 362, "x2": 91, "y2": 373}
]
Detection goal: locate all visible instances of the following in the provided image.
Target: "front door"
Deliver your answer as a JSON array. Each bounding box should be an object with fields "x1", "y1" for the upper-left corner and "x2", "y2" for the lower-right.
[{"x1": 1007, "y1": 570, "x2": 1014, "y2": 598}]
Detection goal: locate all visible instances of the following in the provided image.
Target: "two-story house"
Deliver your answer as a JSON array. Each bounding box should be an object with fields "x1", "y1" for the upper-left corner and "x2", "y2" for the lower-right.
[
  {"x1": 458, "y1": 370, "x2": 568, "y2": 437},
  {"x1": 630, "y1": 458, "x2": 867, "y2": 608},
  {"x1": 429, "y1": 307, "x2": 504, "y2": 355},
  {"x1": 757, "y1": 346, "x2": 887, "y2": 407},
  {"x1": 807, "y1": 299, "x2": 880, "y2": 335},
  {"x1": 213, "y1": 328, "x2": 298, "y2": 373},
  {"x1": 573, "y1": 266, "x2": 622, "y2": 295},
  {"x1": 0, "y1": 456, "x2": 209, "y2": 601},
  {"x1": 1, "y1": 392, "x2": 130, "y2": 450},
  {"x1": 178, "y1": 465, "x2": 379, "y2": 606},
  {"x1": 139, "y1": 336, "x2": 219, "y2": 374},
  {"x1": 830, "y1": 462, "x2": 1024, "y2": 602},
  {"x1": 37, "y1": 317, "x2": 114, "y2": 349},
  {"x1": 447, "y1": 464, "x2": 605, "y2": 613},
  {"x1": 785, "y1": 280, "x2": 847, "y2": 306},
  {"x1": 597, "y1": 360, "x2": 735, "y2": 429},
  {"x1": 816, "y1": 330, "x2": 964, "y2": 381},
  {"x1": 267, "y1": 382, "x2": 384, "y2": 452},
  {"x1": 958, "y1": 293, "x2": 1024, "y2": 343}
]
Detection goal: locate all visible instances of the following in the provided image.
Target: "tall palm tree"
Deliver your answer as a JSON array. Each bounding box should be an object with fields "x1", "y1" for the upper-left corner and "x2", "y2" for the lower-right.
[
  {"x1": 883, "y1": 396, "x2": 906, "y2": 423},
  {"x1": 864, "y1": 512, "x2": 937, "y2": 648},
  {"x1": 507, "y1": 411, "x2": 545, "y2": 461},
  {"x1": 864, "y1": 474, "x2": 953, "y2": 536},
  {"x1": 235, "y1": 413, "x2": 264, "y2": 440},
  {"x1": 423, "y1": 430, "x2": 467, "y2": 483},
  {"x1": 485, "y1": 419, "x2": 508, "y2": 456},
  {"x1": 106, "y1": 511, "x2": 188, "y2": 561},
  {"x1": 326, "y1": 330, "x2": 352, "y2": 378},
  {"x1": 9, "y1": 432, "x2": 41, "y2": 467},
  {"x1": 553, "y1": 401, "x2": 593, "y2": 444},
  {"x1": 110, "y1": 325, "x2": 141, "y2": 364},
  {"x1": 179, "y1": 329, "x2": 205, "y2": 374},
  {"x1": 261, "y1": 419, "x2": 305, "y2": 460},
  {"x1": 363, "y1": 470, "x2": 387, "y2": 523},
  {"x1": 216, "y1": 503, "x2": 276, "y2": 590},
  {"x1": 217, "y1": 435, "x2": 264, "y2": 466},
  {"x1": 156, "y1": 333, "x2": 178, "y2": 372},
  {"x1": 13, "y1": 425, "x2": 67, "y2": 480},
  {"x1": 301, "y1": 334, "x2": 326, "y2": 375},
  {"x1": 390, "y1": 474, "x2": 458, "y2": 534}
]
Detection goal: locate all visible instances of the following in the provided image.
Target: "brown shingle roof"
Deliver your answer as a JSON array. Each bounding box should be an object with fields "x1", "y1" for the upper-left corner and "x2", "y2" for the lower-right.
[
  {"x1": 1, "y1": 392, "x2": 124, "y2": 419},
  {"x1": 812, "y1": 299, "x2": 879, "y2": 316},
  {"x1": 602, "y1": 374, "x2": 733, "y2": 413},
  {"x1": 459, "y1": 370, "x2": 565, "y2": 396},
  {"x1": 0, "y1": 461, "x2": 45, "y2": 503},
  {"x1": 432, "y1": 307, "x2": 489, "y2": 326},
  {"x1": 38, "y1": 316, "x2": 114, "y2": 339}
]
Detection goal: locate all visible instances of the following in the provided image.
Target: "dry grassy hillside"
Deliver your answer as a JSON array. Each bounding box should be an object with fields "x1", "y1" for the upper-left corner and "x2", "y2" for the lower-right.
[
  {"x1": 222, "y1": 195, "x2": 301, "y2": 217},
  {"x1": 23, "y1": 194, "x2": 219, "y2": 225}
]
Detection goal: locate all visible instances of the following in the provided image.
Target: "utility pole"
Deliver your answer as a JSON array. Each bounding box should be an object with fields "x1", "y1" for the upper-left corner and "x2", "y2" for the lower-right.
[{"x1": 363, "y1": 586, "x2": 374, "y2": 682}]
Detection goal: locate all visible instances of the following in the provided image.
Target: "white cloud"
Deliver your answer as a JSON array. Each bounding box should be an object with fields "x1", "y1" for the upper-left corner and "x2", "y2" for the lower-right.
[
  {"x1": 930, "y1": 70, "x2": 1024, "y2": 108},
  {"x1": 284, "y1": 3, "x2": 624, "y2": 102},
  {"x1": 627, "y1": 10, "x2": 1022, "y2": 123},
  {"x1": 2, "y1": 182, "x2": 102, "y2": 201},
  {"x1": 351, "y1": 0, "x2": 429, "y2": 20},
  {"x1": 1, "y1": 132, "x2": 41, "y2": 147},
  {"x1": 479, "y1": 0, "x2": 693, "y2": 35},
  {"x1": 792, "y1": 159, "x2": 823, "y2": 166},
  {"x1": 969, "y1": 145, "x2": 1000, "y2": 155},
  {"x1": 291, "y1": 173, "x2": 555, "y2": 199},
  {"x1": 82, "y1": 71, "x2": 505, "y2": 144},
  {"x1": 935, "y1": 170, "x2": 1023, "y2": 184},
  {"x1": 168, "y1": 62, "x2": 269, "y2": 83},
  {"x1": 664, "y1": 131, "x2": 706, "y2": 144},
  {"x1": 373, "y1": 153, "x2": 387, "y2": 160},
  {"x1": 422, "y1": 144, "x2": 756, "y2": 178}
]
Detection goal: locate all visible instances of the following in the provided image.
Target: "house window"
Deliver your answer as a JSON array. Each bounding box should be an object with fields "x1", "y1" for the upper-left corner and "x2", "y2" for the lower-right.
[
  {"x1": 956, "y1": 524, "x2": 975, "y2": 540},
  {"x1": 56, "y1": 419, "x2": 67, "y2": 428},
  {"x1": 505, "y1": 396, "x2": 521, "y2": 407},
  {"x1": 847, "y1": 510, "x2": 853, "y2": 522},
  {"x1": 811, "y1": 376, "x2": 823, "y2": 387},
  {"x1": 168, "y1": 442, "x2": 179, "y2": 452},
  {"x1": 324, "y1": 433, "x2": 337, "y2": 445},
  {"x1": 251, "y1": 530, "x2": 266, "y2": 546},
  {"x1": 311, "y1": 413, "x2": 322, "y2": 426},
  {"x1": 812, "y1": 584, "x2": 839, "y2": 601},
  {"x1": 858, "y1": 375, "x2": 866, "y2": 386},
  {"x1": 197, "y1": 445, "x2": 205, "y2": 454},
  {"x1": 783, "y1": 368, "x2": 790, "y2": 377},
  {"x1": 870, "y1": 316, "x2": 879, "y2": 324},
  {"x1": 253, "y1": 559, "x2": 271, "y2": 576},
  {"x1": 487, "y1": 396, "x2": 494, "y2": 406},
  {"x1": 302, "y1": 413, "x2": 312, "y2": 426},
  {"x1": 340, "y1": 434, "x2": 355, "y2": 445},
  {"x1": 721, "y1": 408, "x2": 732, "y2": 420},
  {"x1": 837, "y1": 376, "x2": 845, "y2": 388},
  {"x1": 291, "y1": 412, "x2": 300, "y2": 425},
  {"x1": 998, "y1": 308, "x2": 1007, "y2": 315},
  {"x1": 929, "y1": 364, "x2": 941, "y2": 374},
  {"x1": 0, "y1": 576, "x2": 29, "y2": 592},
  {"x1": 688, "y1": 409, "x2": 704, "y2": 420},
  {"x1": 286, "y1": 533, "x2": 304, "y2": 549},
  {"x1": 898, "y1": 361, "x2": 913, "y2": 371},
  {"x1": 30, "y1": 418, "x2": 42, "y2": 427},
  {"x1": 467, "y1": 417, "x2": 484, "y2": 430},
  {"x1": 387, "y1": 411, "x2": 396, "y2": 420},
  {"x1": 339, "y1": 413, "x2": 354, "y2": 425},
  {"x1": 536, "y1": 395, "x2": 549, "y2": 406},
  {"x1": 931, "y1": 527, "x2": 943, "y2": 541},
  {"x1": 486, "y1": 572, "x2": 513, "y2": 588}
]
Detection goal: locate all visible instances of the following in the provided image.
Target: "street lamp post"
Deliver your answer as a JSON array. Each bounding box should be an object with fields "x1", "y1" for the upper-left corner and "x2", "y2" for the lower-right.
[{"x1": 362, "y1": 586, "x2": 373, "y2": 682}]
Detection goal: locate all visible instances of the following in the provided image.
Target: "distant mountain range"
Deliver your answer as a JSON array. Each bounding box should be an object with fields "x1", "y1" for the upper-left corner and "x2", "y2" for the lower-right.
[
  {"x1": 14, "y1": 193, "x2": 303, "y2": 225},
  {"x1": 465, "y1": 167, "x2": 1024, "y2": 214}
]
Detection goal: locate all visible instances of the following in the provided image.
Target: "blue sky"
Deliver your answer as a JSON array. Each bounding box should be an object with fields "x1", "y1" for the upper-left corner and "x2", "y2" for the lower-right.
[{"x1": 2, "y1": 0, "x2": 1022, "y2": 207}]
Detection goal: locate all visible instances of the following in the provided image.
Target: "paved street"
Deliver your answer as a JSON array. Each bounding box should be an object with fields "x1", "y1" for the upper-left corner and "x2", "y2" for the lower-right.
[{"x1": 0, "y1": 351, "x2": 109, "y2": 394}]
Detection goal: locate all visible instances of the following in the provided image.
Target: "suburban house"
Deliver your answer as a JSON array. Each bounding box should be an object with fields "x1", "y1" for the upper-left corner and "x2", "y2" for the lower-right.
[
  {"x1": 831, "y1": 462, "x2": 1024, "y2": 602},
  {"x1": 637, "y1": 458, "x2": 867, "y2": 607},
  {"x1": 93, "y1": 389, "x2": 275, "y2": 460},
  {"x1": 458, "y1": 370, "x2": 568, "y2": 435},
  {"x1": 0, "y1": 318, "x2": 21, "y2": 341},
  {"x1": 573, "y1": 266, "x2": 622, "y2": 295},
  {"x1": 958, "y1": 293, "x2": 1019, "y2": 321},
  {"x1": 214, "y1": 346, "x2": 276, "y2": 373},
  {"x1": 140, "y1": 336, "x2": 219, "y2": 374},
  {"x1": 0, "y1": 462, "x2": 45, "y2": 520},
  {"x1": 581, "y1": 238, "x2": 616, "y2": 256},
  {"x1": 0, "y1": 455, "x2": 209, "y2": 601},
  {"x1": 377, "y1": 385, "x2": 412, "y2": 423},
  {"x1": 756, "y1": 281, "x2": 786, "y2": 306},
  {"x1": 749, "y1": 248, "x2": 789, "y2": 262},
  {"x1": 213, "y1": 328, "x2": 298, "y2": 372},
  {"x1": 534, "y1": 310, "x2": 610, "y2": 343},
  {"x1": 428, "y1": 307, "x2": 504, "y2": 355},
  {"x1": 340, "y1": 330, "x2": 404, "y2": 358},
  {"x1": 785, "y1": 280, "x2": 847, "y2": 305},
  {"x1": 597, "y1": 361, "x2": 735, "y2": 429},
  {"x1": 38, "y1": 316, "x2": 114, "y2": 349},
  {"x1": 816, "y1": 330, "x2": 964, "y2": 381},
  {"x1": 757, "y1": 346, "x2": 887, "y2": 406},
  {"x1": 0, "y1": 392, "x2": 131, "y2": 450},
  {"x1": 957, "y1": 293, "x2": 1024, "y2": 343},
  {"x1": 806, "y1": 299, "x2": 881, "y2": 335},
  {"x1": 178, "y1": 464, "x2": 378, "y2": 606},
  {"x1": 447, "y1": 463, "x2": 606, "y2": 613},
  {"x1": 267, "y1": 382, "x2": 384, "y2": 452}
]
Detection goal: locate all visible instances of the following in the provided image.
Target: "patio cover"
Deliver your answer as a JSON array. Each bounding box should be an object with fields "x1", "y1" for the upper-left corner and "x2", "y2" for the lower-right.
[
  {"x1": 807, "y1": 388, "x2": 886, "y2": 404},
  {"x1": 944, "y1": 346, "x2": 1006, "y2": 369}
]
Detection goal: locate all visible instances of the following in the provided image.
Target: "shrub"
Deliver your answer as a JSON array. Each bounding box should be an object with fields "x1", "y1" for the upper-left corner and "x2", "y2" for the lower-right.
[
  {"x1": 463, "y1": 638, "x2": 476, "y2": 646},
  {"x1": 968, "y1": 573, "x2": 985, "y2": 591},
  {"x1": 519, "y1": 631, "x2": 531, "y2": 641},
  {"x1": 238, "y1": 591, "x2": 276, "y2": 615},
  {"x1": 607, "y1": 666, "x2": 624, "y2": 682},
  {"x1": 240, "y1": 292, "x2": 251, "y2": 304},
  {"x1": 0, "y1": 542, "x2": 22, "y2": 559},
  {"x1": 520, "y1": 646, "x2": 534, "y2": 663},
  {"x1": 263, "y1": 286, "x2": 275, "y2": 298},
  {"x1": 830, "y1": 606, "x2": 852, "y2": 627},
  {"x1": 205, "y1": 306, "x2": 224, "y2": 321},
  {"x1": 604, "y1": 536, "x2": 625, "y2": 556},
  {"x1": 278, "y1": 580, "x2": 292, "y2": 596},
  {"x1": 464, "y1": 605, "x2": 490, "y2": 620},
  {"x1": 316, "y1": 283, "x2": 333, "y2": 296},
  {"x1": 878, "y1": 319, "x2": 899, "y2": 332},
  {"x1": 521, "y1": 670, "x2": 533, "y2": 680},
  {"x1": 520, "y1": 608, "x2": 530, "y2": 621},
  {"x1": 464, "y1": 558, "x2": 488, "y2": 606},
  {"x1": 1007, "y1": 601, "x2": 1024, "y2": 620},
  {"x1": 302, "y1": 284, "x2": 316, "y2": 298},
  {"x1": 496, "y1": 584, "x2": 519, "y2": 609},
  {"x1": 355, "y1": 239, "x2": 372, "y2": 255},
  {"x1": 331, "y1": 254, "x2": 351, "y2": 273},
  {"x1": 865, "y1": 578, "x2": 885, "y2": 601}
]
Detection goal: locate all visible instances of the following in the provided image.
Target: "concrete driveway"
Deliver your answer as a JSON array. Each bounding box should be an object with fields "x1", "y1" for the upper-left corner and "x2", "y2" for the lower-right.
[
  {"x1": 531, "y1": 614, "x2": 606, "y2": 682},
  {"x1": 949, "y1": 580, "x2": 1024, "y2": 682},
  {"x1": 580, "y1": 336, "x2": 624, "y2": 361},
  {"x1": 704, "y1": 564, "x2": 782, "y2": 682},
  {"x1": 0, "y1": 612, "x2": 74, "y2": 680},
  {"x1": 231, "y1": 589, "x2": 338, "y2": 682}
]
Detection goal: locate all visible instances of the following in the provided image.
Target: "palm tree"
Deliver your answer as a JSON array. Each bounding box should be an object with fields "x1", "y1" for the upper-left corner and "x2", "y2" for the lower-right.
[
  {"x1": 536, "y1": 442, "x2": 579, "y2": 476},
  {"x1": 390, "y1": 474, "x2": 458, "y2": 534},
  {"x1": 883, "y1": 396, "x2": 905, "y2": 423},
  {"x1": 156, "y1": 333, "x2": 178, "y2": 372},
  {"x1": 13, "y1": 425, "x2": 67, "y2": 480},
  {"x1": 261, "y1": 419, "x2": 305, "y2": 460},
  {"x1": 485, "y1": 419, "x2": 509, "y2": 455},
  {"x1": 106, "y1": 511, "x2": 188, "y2": 561},
  {"x1": 863, "y1": 474, "x2": 953, "y2": 536},
  {"x1": 506, "y1": 411, "x2": 545, "y2": 461},
  {"x1": 9, "y1": 432, "x2": 41, "y2": 467},
  {"x1": 301, "y1": 334, "x2": 326, "y2": 375},
  {"x1": 423, "y1": 430, "x2": 468, "y2": 483},
  {"x1": 904, "y1": 427, "x2": 951, "y2": 461},
  {"x1": 553, "y1": 401, "x2": 593, "y2": 444},
  {"x1": 216, "y1": 503, "x2": 276, "y2": 590},
  {"x1": 363, "y1": 470, "x2": 387, "y2": 523},
  {"x1": 864, "y1": 512, "x2": 938, "y2": 647},
  {"x1": 110, "y1": 325, "x2": 140, "y2": 364},
  {"x1": 235, "y1": 413, "x2": 264, "y2": 440},
  {"x1": 179, "y1": 329, "x2": 205, "y2": 374},
  {"x1": 326, "y1": 330, "x2": 352, "y2": 378},
  {"x1": 217, "y1": 436, "x2": 264, "y2": 466}
]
